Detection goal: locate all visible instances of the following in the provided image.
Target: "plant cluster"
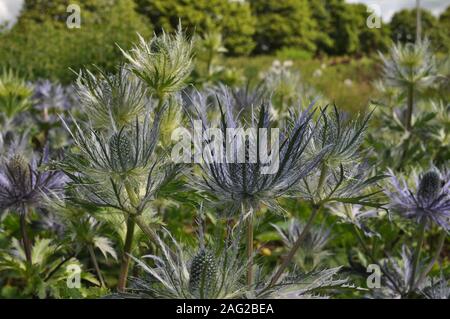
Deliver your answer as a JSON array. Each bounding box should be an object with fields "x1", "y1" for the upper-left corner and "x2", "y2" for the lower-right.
[{"x1": 0, "y1": 27, "x2": 447, "y2": 299}]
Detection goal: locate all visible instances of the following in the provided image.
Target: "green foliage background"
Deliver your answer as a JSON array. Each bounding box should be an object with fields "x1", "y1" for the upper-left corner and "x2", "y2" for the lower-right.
[{"x1": 0, "y1": 0, "x2": 448, "y2": 83}]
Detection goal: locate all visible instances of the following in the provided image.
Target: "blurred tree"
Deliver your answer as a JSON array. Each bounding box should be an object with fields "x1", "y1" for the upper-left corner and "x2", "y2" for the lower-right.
[
  {"x1": 135, "y1": 0, "x2": 256, "y2": 56},
  {"x1": 250, "y1": 0, "x2": 317, "y2": 54},
  {"x1": 389, "y1": 8, "x2": 438, "y2": 43},
  {"x1": 437, "y1": 6, "x2": 450, "y2": 51},
  {"x1": 0, "y1": 0, "x2": 151, "y2": 83},
  {"x1": 324, "y1": 0, "x2": 361, "y2": 55},
  {"x1": 309, "y1": 0, "x2": 334, "y2": 55}
]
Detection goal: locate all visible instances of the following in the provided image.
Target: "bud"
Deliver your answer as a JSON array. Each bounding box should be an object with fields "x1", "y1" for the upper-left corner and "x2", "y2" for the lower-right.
[
  {"x1": 188, "y1": 249, "x2": 217, "y2": 295},
  {"x1": 109, "y1": 133, "x2": 134, "y2": 172},
  {"x1": 418, "y1": 171, "x2": 441, "y2": 201}
]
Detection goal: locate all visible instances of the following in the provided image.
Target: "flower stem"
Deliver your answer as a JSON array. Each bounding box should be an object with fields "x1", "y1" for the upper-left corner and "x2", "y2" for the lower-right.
[
  {"x1": 88, "y1": 244, "x2": 106, "y2": 288},
  {"x1": 117, "y1": 216, "x2": 135, "y2": 292},
  {"x1": 133, "y1": 215, "x2": 158, "y2": 243},
  {"x1": 20, "y1": 209, "x2": 32, "y2": 265},
  {"x1": 246, "y1": 214, "x2": 254, "y2": 287},
  {"x1": 316, "y1": 163, "x2": 329, "y2": 200},
  {"x1": 409, "y1": 218, "x2": 427, "y2": 294},
  {"x1": 405, "y1": 83, "x2": 414, "y2": 131},
  {"x1": 414, "y1": 230, "x2": 446, "y2": 290},
  {"x1": 269, "y1": 204, "x2": 322, "y2": 287}
]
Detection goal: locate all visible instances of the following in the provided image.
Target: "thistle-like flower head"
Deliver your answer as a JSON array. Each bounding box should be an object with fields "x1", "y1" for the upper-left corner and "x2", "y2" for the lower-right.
[
  {"x1": 122, "y1": 25, "x2": 194, "y2": 98},
  {"x1": 0, "y1": 147, "x2": 66, "y2": 214},
  {"x1": 386, "y1": 168, "x2": 449, "y2": 230},
  {"x1": 380, "y1": 39, "x2": 437, "y2": 90},
  {"x1": 126, "y1": 227, "x2": 247, "y2": 299},
  {"x1": 296, "y1": 106, "x2": 385, "y2": 205},
  {"x1": 33, "y1": 80, "x2": 72, "y2": 112},
  {"x1": 76, "y1": 66, "x2": 149, "y2": 129},
  {"x1": 60, "y1": 113, "x2": 178, "y2": 214},
  {"x1": 0, "y1": 69, "x2": 32, "y2": 122},
  {"x1": 125, "y1": 225, "x2": 346, "y2": 299},
  {"x1": 189, "y1": 91, "x2": 326, "y2": 214},
  {"x1": 310, "y1": 105, "x2": 371, "y2": 167}
]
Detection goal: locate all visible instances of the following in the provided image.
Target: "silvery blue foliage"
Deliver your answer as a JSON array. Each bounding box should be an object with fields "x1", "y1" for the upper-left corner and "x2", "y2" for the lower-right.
[
  {"x1": 0, "y1": 146, "x2": 66, "y2": 214},
  {"x1": 121, "y1": 25, "x2": 194, "y2": 97},
  {"x1": 257, "y1": 267, "x2": 348, "y2": 299},
  {"x1": 124, "y1": 225, "x2": 347, "y2": 299},
  {"x1": 33, "y1": 80, "x2": 73, "y2": 112},
  {"x1": 386, "y1": 168, "x2": 450, "y2": 231},
  {"x1": 59, "y1": 114, "x2": 177, "y2": 213},
  {"x1": 188, "y1": 94, "x2": 327, "y2": 214},
  {"x1": 126, "y1": 227, "x2": 247, "y2": 299},
  {"x1": 421, "y1": 272, "x2": 450, "y2": 299},
  {"x1": 296, "y1": 106, "x2": 385, "y2": 206},
  {"x1": 377, "y1": 245, "x2": 424, "y2": 298},
  {"x1": 379, "y1": 38, "x2": 437, "y2": 90},
  {"x1": 212, "y1": 83, "x2": 268, "y2": 115},
  {"x1": 75, "y1": 67, "x2": 150, "y2": 130},
  {"x1": 329, "y1": 204, "x2": 381, "y2": 238}
]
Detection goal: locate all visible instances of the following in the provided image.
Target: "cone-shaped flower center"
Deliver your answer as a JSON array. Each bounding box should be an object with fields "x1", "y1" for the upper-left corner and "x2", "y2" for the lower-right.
[
  {"x1": 188, "y1": 249, "x2": 217, "y2": 295},
  {"x1": 418, "y1": 171, "x2": 441, "y2": 202},
  {"x1": 8, "y1": 155, "x2": 30, "y2": 185},
  {"x1": 109, "y1": 133, "x2": 134, "y2": 172}
]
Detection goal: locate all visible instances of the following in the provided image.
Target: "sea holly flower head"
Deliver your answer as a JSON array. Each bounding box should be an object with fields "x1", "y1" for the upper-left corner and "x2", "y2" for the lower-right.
[
  {"x1": 189, "y1": 93, "x2": 327, "y2": 215},
  {"x1": 59, "y1": 115, "x2": 177, "y2": 214},
  {"x1": 121, "y1": 25, "x2": 194, "y2": 99},
  {"x1": 379, "y1": 38, "x2": 437, "y2": 90},
  {"x1": 0, "y1": 147, "x2": 66, "y2": 214},
  {"x1": 386, "y1": 168, "x2": 449, "y2": 231},
  {"x1": 75, "y1": 66, "x2": 149, "y2": 130}
]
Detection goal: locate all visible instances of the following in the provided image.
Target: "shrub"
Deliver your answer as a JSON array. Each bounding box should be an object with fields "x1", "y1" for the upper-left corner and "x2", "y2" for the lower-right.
[{"x1": 0, "y1": 0, "x2": 151, "y2": 83}]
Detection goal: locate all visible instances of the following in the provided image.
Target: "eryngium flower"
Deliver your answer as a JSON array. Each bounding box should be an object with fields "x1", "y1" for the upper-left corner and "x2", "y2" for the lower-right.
[
  {"x1": 296, "y1": 106, "x2": 385, "y2": 205},
  {"x1": 60, "y1": 115, "x2": 177, "y2": 214},
  {"x1": 0, "y1": 69, "x2": 32, "y2": 123},
  {"x1": 308, "y1": 105, "x2": 372, "y2": 168},
  {"x1": 0, "y1": 148, "x2": 66, "y2": 214},
  {"x1": 421, "y1": 272, "x2": 450, "y2": 299},
  {"x1": 190, "y1": 96, "x2": 326, "y2": 214},
  {"x1": 33, "y1": 80, "x2": 72, "y2": 111},
  {"x1": 386, "y1": 168, "x2": 449, "y2": 231},
  {"x1": 188, "y1": 249, "x2": 218, "y2": 296},
  {"x1": 377, "y1": 245, "x2": 423, "y2": 298},
  {"x1": 121, "y1": 25, "x2": 194, "y2": 97},
  {"x1": 125, "y1": 227, "x2": 346, "y2": 299},
  {"x1": 296, "y1": 161, "x2": 386, "y2": 207},
  {"x1": 76, "y1": 66, "x2": 149, "y2": 129},
  {"x1": 127, "y1": 229, "x2": 246, "y2": 299},
  {"x1": 379, "y1": 38, "x2": 437, "y2": 90}
]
